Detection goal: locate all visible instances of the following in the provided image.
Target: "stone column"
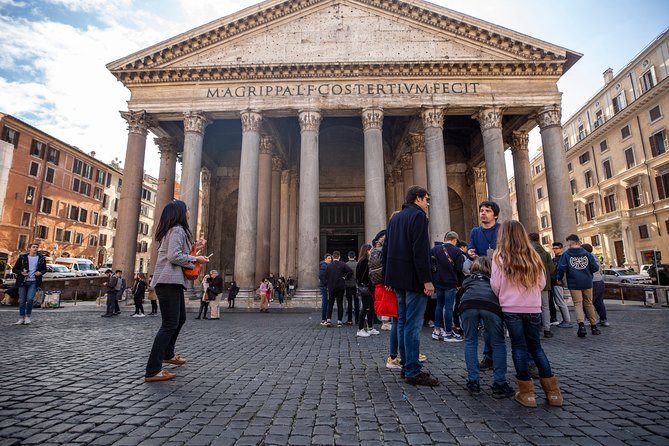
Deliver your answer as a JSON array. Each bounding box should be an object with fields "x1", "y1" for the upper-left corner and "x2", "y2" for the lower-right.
[
  {"x1": 401, "y1": 153, "x2": 414, "y2": 190},
  {"x1": 279, "y1": 170, "x2": 290, "y2": 277},
  {"x1": 270, "y1": 155, "x2": 283, "y2": 277},
  {"x1": 200, "y1": 167, "x2": 211, "y2": 244},
  {"x1": 254, "y1": 135, "x2": 273, "y2": 284},
  {"x1": 510, "y1": 131, "x2": 539, "y2": 233},
  {"x1": 409, "y1": 133, "x2": 426, "y2": 188},
  {"x1": 116, "y1": 110, "x2": 153, "y2": 285},
  {"x1": 234, "y1": 110, "x2": 262, "y2": 291},
  {"x1": 476, "y1": 107, "x2": 512, "y2": 222},
  {"x1": 422, "y1": 107, "x2": 451, "y2": 241},
  {"x1": 297, "y1": 110, "x2": 322, "y2": 289},
  {"x1": 385, "y1": 173, "x2": 395, "y2": 220},
  {"x1": 361, "y1": 107, "x2": 387, "y2": 244},
  {"x1": 148, "y1": 137, "x2": 177, "y2": 276},
  {"x1": 394, "y1": 169, "x2": 404, "y2": 210},
  {"x1": 180, "y1": 112, "x2": 210, "y2": 232},
  {"x1": 287, "y1": 170, "x2": 299, "y2": 278},
  {"x1": 536, "y1": 106, "x2": 577, "y2": 244}
]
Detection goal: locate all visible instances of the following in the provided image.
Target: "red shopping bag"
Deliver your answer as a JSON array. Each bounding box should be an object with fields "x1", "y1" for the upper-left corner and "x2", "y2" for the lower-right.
[{"x1": 374, "y1": 284, "x2": 398, "y2": 318}]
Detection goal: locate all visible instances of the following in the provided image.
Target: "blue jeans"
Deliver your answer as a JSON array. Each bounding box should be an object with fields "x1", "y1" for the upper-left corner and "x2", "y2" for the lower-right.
[
  {"x1": 389, "y1": 317, "x2": 398, "y2": 357},
  {"x1": 592, "y1": 280, "x2": 607, "y2": 321},
  {"x1": 461, "y1": 309, "x2": 508, "y2": 385},
  {"x1": 434, "y1": 287, "x2": 456, "y2": 332},
  {"x1": 320, "y1": 286, "x2": 328, "y2": 321},
  {"x1": 504, "y1": 312, "x2": 553, "y2": 381},
  {"x1": 18, "y1": 281, "x2": 38, "y2": 317},
  {"x1": 396, "y1": 289, "x2": 428, "y2": 378}
]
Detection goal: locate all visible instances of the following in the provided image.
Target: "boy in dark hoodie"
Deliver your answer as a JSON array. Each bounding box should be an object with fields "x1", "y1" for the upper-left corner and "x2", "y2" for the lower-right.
[{"x1": 555, "y1": 234, "x2": 601, "y2": 338}]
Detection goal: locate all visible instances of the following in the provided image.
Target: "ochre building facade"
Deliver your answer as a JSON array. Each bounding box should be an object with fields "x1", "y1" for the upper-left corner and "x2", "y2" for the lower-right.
[{"x1": 107, "y1": 0, "x2": 581, "y2": 294}]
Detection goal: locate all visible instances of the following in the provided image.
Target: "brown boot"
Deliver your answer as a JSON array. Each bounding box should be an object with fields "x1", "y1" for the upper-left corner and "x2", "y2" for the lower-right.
[
  {"x1": 540, "y1": 376, "x2": 564, "y2": 407},
  {"x1": 514, "y1": 379, "x2": 537, "y2": 408}
]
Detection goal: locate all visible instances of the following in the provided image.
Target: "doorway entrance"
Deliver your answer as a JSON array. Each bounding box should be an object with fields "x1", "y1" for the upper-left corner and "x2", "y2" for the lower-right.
[
  {"x1": 320, "y1": 202, "x2": 365, "y2": 259},
  {"x1": 326, "y1": 235, "x2": 359, "y2": 259},
  {"x1": 614, "y1": 240, "x2": 626, "y2": 267}
]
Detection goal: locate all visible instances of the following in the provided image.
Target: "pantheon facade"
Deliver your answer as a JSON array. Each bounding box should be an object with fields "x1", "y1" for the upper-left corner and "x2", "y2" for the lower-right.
[{"x1": 107, "y1": 0, "x2": 580, "y2": 295}]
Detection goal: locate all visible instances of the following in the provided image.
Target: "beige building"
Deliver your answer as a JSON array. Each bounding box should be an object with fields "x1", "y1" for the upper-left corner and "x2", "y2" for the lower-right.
[
  {"x1": 511, "y1": 28, "x2": 669, "y2": 269},
  {"x1": 106, "y1": 0, "x2": 583, "y2": 294}
]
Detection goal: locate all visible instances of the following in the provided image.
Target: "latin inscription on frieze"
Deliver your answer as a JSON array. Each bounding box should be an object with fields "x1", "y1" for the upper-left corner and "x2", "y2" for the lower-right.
[{"x1": 206, "y1": 82, "x2": 480, "y2": 98}]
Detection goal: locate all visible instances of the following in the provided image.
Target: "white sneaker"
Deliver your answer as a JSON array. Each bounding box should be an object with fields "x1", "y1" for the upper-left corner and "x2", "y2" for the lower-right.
[
  {"x1": 132, "y1": 314, "x2": 139, "y2": 317},
  {"x1": 14, "y1": 319, "x2": 24, "y2": 325},
  {"x1": 428, "y1": 320, "x2": 435, "y2": 328},
  {"x1": 24, "y1": 317, "x2": 31, "y2": 325},
  {"x1": 357, "y1": 329, "x2": 370, "y2": 337},
  {"x1": 431, "y1": 331, "x2": 442, "y2": 340},
  {"x1": 138, "y1": 314, "x2": 146, "y2": 318},
  {"x1": 443, "y1": 332, "x2": 463, "y2": 342},
  {"x1": 380, "y1": 322, "x2": 391, "y2": 330},
  {"x1": 368, "y1": 328, "x2": 380, "y2": 335}
]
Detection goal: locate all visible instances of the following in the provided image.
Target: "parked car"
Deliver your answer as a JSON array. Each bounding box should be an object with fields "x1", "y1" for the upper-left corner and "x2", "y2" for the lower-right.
[
  {"x1": 44, "y1": 264, "x2": 77, "y2": 279},
  {"x1": 97, "y1": 262, "x2": 113, "y2": 275},
  {"x1": 54, "y1": 257, "x2": 98, "y2": 277},
  {"x1": 602, "y1": 267, "x2": 652, "y2": 284}
]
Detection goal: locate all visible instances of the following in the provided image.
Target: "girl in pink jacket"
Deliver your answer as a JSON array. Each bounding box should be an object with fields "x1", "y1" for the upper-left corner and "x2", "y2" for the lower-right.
[{"x1": 490, "y1": 220, "x2": 562, "y2": 408}]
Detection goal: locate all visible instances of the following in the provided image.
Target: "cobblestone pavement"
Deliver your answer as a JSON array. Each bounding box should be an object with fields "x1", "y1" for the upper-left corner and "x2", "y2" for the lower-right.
[{"x1": 1, "y1": 301, "x2": 668, "y2": 446}]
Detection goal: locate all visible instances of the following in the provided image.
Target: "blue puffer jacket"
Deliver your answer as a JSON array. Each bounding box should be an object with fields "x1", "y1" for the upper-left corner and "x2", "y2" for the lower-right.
[
  {"x1": 319, "y1": 260, "x2": 328, "y2": 287},
  {"x1": 555, "y1": 246, "x2": 600, "y2": 290}
]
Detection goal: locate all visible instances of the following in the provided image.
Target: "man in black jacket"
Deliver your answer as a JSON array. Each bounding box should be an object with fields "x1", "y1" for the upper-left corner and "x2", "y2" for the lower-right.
[
  {"x1": 383, "y1": 186, "x2": 438, "y2": 386},
  {"x1": 430, "y1": 231, "x2": 464, "y2": 342},
  {"x1": 324, "y1": 251, "x2": 353, "y2": 327},
  {"x1": 12, "y1": 242, "x2": 47, "y2": 325}
]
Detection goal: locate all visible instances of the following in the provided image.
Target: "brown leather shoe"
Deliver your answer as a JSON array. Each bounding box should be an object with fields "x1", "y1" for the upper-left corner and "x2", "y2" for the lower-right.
[
  {"x1": 144, "y1": 370, "x2": 176, "y2": 382},
  {"x1": 162, "y1": 355, "x2": 186, "y2": 365},
  {"x1": 405, "y1": 371, "x2": 439, "y2": 386}
]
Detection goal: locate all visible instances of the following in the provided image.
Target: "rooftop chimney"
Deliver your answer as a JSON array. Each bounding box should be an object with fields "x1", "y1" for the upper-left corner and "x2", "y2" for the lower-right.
[{"x1": 603, "y1": 68, "x2": 614, "y2": 85}]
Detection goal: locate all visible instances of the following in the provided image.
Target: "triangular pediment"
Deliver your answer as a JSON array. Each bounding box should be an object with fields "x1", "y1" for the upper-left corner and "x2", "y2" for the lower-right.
[{"x1": 108, "y1": 0, "x2": 581, "y2": 84}]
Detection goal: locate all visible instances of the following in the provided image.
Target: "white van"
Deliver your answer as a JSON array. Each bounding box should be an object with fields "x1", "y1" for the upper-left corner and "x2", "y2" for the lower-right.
[{"x1": 54, "y1": 257, "x2": 98, "y2": 277}]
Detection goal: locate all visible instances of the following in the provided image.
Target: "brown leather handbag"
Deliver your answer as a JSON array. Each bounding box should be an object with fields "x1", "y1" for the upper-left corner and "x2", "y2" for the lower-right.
[{"x1": 183, "y1": 246, "x2": 201, "y2": 280}]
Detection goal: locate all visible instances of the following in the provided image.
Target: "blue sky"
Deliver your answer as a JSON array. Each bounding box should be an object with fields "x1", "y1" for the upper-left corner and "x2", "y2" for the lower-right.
[{"x1": 0, "y1": 0, "x2": 667, "y2": 176}]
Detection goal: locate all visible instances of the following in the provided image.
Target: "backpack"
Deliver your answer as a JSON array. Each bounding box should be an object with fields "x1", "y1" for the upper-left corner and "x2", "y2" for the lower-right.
[{"x1": 368, "y1": 247, "x2": 384, "y2": 285}]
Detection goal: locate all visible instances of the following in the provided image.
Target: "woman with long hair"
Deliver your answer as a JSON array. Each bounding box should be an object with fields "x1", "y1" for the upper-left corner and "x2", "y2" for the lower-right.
[
  {"x1": 132, "y1": 273, "x2": 147, "y2": 317},
  {"x1": 490, "y1": 220, "x2": 563, "y2": 407},
  {"x1": 356, "y1": 243, "x2": 373, "y2": 337},
  {"x1": 145, "y1": 200, "x2": 208, "y2": 382}
]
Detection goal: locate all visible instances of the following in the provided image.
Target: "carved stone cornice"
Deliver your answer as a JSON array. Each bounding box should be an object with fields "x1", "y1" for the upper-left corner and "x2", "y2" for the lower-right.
[
  {"x1": 109, "y1": 0, "x2": 569, "y2": 84},
  {"x1": 400, "y1": 153, "x2": 413, "y2": 169},
  {"x1": 120, "y1": 110, "x2": 154, "y2": 135},
  {"x1": 475, "y1": 107, "x2": 503, "y2": 132},
  {"x1": 183, "y1": 112, "x2": 211, "y2": 134},
  {"x1": 535, "y1": 106, "x2": 562, "y2": 130},
  {"x1": 510, "y1": 131, "x2": 529, "y2": 153},
  {"x1": 271, "y1": 155, "x2": 284, "y2": 171},
  {"x1": 154, "y1": 137, "x2": 177, "y2": 158},
  {"x1": 361, "y1": 107, "x2": 383, "y2": 131},
  {"x1": 260, "y1": 135, "x2": 274, "y2": 155},
  {"x1": 240, "y1": 110, "x2": 263, "y2": 133},
  {"x1": 421, "y1": 108, "x2": 444, "y2": 130},
  {"x1": 408, "y1": 133, "x2": 425, "y2": 153},
  {"x1": 298, "y1": 109, "x2": 322, "y2": 132}
]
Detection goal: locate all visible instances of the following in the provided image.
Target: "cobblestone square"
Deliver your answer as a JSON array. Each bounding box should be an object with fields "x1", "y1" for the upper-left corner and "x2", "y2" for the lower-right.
[{"x1": 1, "y1": 302, "x2": 668, "y2": 445}]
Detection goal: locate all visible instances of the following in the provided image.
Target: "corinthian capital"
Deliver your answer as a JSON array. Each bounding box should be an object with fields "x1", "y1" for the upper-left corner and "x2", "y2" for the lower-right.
[
  {"x1": 272, "y1": 155, "x2": 284, "y2": 171},
  {"x1": 120, "y1": 110, "x2": 154, "y2": 135},
  {"x1": 361, "y1": 107, "x2": 383, "y2": 131},
  {"x1": 535, "y1": 106, "x2": 562, "y2": 130},
  {"x1": 475, "y1": 107, "x2": 503, "y2": 132},
  {"x1": 183, "y1": 112, "x2": 211, "y2": 134},
  {"x1": 471, "y1": 166, "x2": 486, "y2": 182},
  {"x1": 298, "y1": 109, "x2": 322, "y2": 132},
  {"x1": 400, "y1": 153, "x2": 413, "y2": 170},
  {"x1": 421, "y1": 107, "x2": 444, "y2": 130},
  {"x1": 408, "y1": 133, "x2": 425, "y2": 153},
  {"x1": 511, "y1": 131, "x2": 529, "y2": 153},
  {"x1": 240, "y1": 110, "x2": 263, "y2": 133},
  {"x1": 154, "y1": 137, "x2": 177, "y2": 158},
  {"x1": 260, "y1": 135, "x2": 274, "y2": 155}
]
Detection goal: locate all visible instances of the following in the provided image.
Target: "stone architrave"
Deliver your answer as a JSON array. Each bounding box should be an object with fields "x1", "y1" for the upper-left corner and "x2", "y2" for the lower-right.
[
  {"x1": 279, "y1": 170, "x2": 290, "y2": 276},
  {"x1": 148, "y1": 137, "x2": 178, "y2": 276},
  {"x1": 361, "y1": 107, "x2": 387, "y2": 244},
  {"x1": 510, "y1": 131, "x2": 538, "y2": 233},
  {"x1": 181, "y1": 112, "x2": 210, "y2": 232},
  {"x1": 536, "y1": 106, "x2": 577, "y2": 244},
  {"x1": 269, "y1": 155, "x2": 283, "y2": 277},
  {"x1": 254, "y1": 135, "x2": 273, "y2": 284},
  {"x1": 287, "y1": 171, "x2": 299, "y2": 279},
  {"x1": 422, "y1": 107, "x2": 451, "y2": 242},
  {"x1": 476, "y1": 106, "x2": 512, "y2": 222},
  {"x1": 116, "y1": 110, "x2": 153, "y2": 285},
  {"x1": 408, "y1": 133, "x2": 427, "y2": 188},
  {"x1": 234, "y1": 110, "x2": 263, "y2": 291},
  {"x1": 297, "y1": 110, "x2": 322, "y2": 289},
  {"x1": 400, "y1": 152, "x2": 414, "y2": 190}
]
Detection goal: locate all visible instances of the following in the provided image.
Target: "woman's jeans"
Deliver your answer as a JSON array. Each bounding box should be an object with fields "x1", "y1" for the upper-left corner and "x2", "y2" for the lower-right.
[
  {"x1": 18, "y1": 281, "x2": 38, "y2": 317},
  {"x1": 146, "y1": 284, "x2": 186, "y2": 377},
  {"x1": 358, "y1": 290, "x2": 372, "y2": 330},
  {"x1": 276, "y1": 291, "x2": 285, "y2": 304},
  {"x1": 389, "y1": 317, "x2": 398, "y2": 356},
  {"x1": 461, "y1": 309, "x2": 508, "y2": 385},
  {"x1": 504, "y1": 312, "x2": 553, "y2": 381},
  {"x1": 434, "y1": 287, "x2": 456, "y2": 332},
  {"x1": 133, "y1": 297, "x2": 145, "y2": 315}
]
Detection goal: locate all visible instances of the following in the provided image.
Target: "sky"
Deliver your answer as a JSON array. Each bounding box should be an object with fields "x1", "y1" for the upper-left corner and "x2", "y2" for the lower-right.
[{"x1": 0, "y1": 0, "x2": 668, "y2": 178}]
